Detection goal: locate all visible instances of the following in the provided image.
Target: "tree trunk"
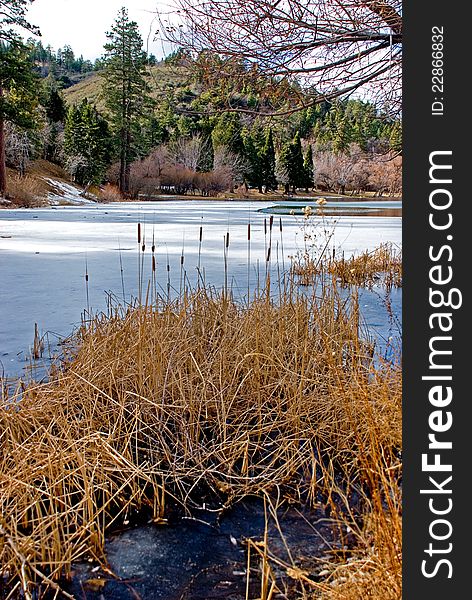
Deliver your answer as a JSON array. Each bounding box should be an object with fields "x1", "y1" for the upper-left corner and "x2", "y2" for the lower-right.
[
  {"x1": 124, "y1": 128, "x2": 131, "y2": 195},
  {"x1": 120, "y1": 126, "x2": 127, "y2": 194},
  {"x1": 0, "y1": 87, "x2": 6, "y2": 197}
]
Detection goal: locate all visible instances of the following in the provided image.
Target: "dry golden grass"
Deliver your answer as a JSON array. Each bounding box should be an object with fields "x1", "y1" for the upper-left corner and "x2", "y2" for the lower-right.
[
  {"x1": 97, "y1": 183, "x2": 123, "y2": 202},
  {"x1": 292, "y1": 243, "x2": 402, "y2": 290},
  {"x1": 0, "y1": 280, "x2": 401, "y2": 598},
  {"x1": 5, "y1": 172, "x2": 48, "y2": 208}
]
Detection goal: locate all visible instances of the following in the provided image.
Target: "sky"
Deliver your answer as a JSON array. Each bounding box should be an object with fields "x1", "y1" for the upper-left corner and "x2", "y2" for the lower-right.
[{"x1": 25, "y1": 0, "x2": 174, "y2": 60}]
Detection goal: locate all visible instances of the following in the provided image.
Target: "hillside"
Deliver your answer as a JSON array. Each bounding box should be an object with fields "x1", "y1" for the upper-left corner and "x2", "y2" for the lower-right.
[
  {"x1": 63, "y1": 61, "x2": 195, "y2": 110},
  {"x1": 3, "y1": 160, "x2": 97, "y2": 208}
]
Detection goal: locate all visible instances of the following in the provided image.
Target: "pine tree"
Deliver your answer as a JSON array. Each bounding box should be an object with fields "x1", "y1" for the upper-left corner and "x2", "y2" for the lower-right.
[
  {"x1": 45, "y1": 87, "x2": 66, "y2": 123},
  {"x1": 139, "y1": 114, "x2": 167, "y2": 155},
  {"x1": 276, "y1": 133, "x2": 305, "y2": 194},
  {"x1": 260, "y1": 128, "x2": 277, "y2": 192},
  {"x1": 303, "y1": 144, "x2": 314, "y2": 192},
  {"x1": 275, "y1": 141, "x2": 292, "y2": 195},
  {"x1": 242, "y1": 126, "x2": 262, "y2": 191},
  {"x1": 197, "y1": 135, "x2": 214, "y2": 172},
  {"x1": 389, "y1": 121, "x2": 402, "y2": 153},
  {"x1": 211, "y1": 112, "x2": 244, "y2": 156},
  {"x1": 64, "y1": 99, "x2": 112, "y2": 186},
  {"x1": 289, "y1": 132, "x2": 305, "y2": 192},
  {"x1": 332, "y1": 106, "x2": 352, "y2": 154},
  {"x1": 102, "y1": 7, "x2": 151, "y2": 194},
  {"x1": 0, "y1": 1, "x2": 39, "y2": 45},
  {"x1": 41, "y1": 86, "x2": 66, "y2": 163}
]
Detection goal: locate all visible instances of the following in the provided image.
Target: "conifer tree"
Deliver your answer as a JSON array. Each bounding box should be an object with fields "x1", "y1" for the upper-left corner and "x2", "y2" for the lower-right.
[
  {"x1": 242, "y1": 126, "x2": 262, "y2": 191},
  {"x1": 42, "y1": 86, "x2": 66, "y2": 163},
  {"x1": 289, "y1": 132, "x2": 305, "y2": 192},
  {"x1": 260, "y1": 128, "x2": 277, "y2": 192},
  {"x1": 303, "y1": 144, "x2": 314, "y2": 192},
  {"x1": 275, "y1": 142, "x2": 292, "y2": 195},
  {"x1": 45, "y1": 87, "x2": 66, "y2": 123},
  {"x1": 197, "y1": 134, "x2": 214, "y2": 172},
  {"x1": 64, "y1": 99, "x2": 112, "y2": 186},
  {"x1": 211, "y1": 112, "x2": 244, "y2": 156},
  {"x1": 389, "y1": 121, "x2": 402, "y2": 153},
  {"x1": 0, "y1": 1, "x2": 39, "y2": 45},
  {"x1": 276, "y1": 132, "x2": 305, "y2": 194},
  {"x1": 101, "y1": 7, "x2": 151, "y2": 194},
  {"x1": 332, "y1": 107, "x2": 352, "y2": 154}
]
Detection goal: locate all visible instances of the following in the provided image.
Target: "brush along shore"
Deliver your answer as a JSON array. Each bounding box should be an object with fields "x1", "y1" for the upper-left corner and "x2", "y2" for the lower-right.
[
  {"x1": 292, "y1": 242, "x2": 402, "y2": 290},
  {"x1": 0, "y1": 280, "x2": 401, "y2": 599}
]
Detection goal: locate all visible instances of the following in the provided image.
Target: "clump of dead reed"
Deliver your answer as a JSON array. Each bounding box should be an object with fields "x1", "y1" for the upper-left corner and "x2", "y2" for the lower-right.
[
  {"x1": 292, "y1": 242, "x2": 402, "y2": 290},
  {"x1": 0, "y1": 280, "x2": 401, "y2": 598}
]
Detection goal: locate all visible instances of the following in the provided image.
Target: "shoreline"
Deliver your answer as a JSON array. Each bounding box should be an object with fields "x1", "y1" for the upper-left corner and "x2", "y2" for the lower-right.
[{"x1": 1, "y1": 187, "x2": 402, "y2": 210}]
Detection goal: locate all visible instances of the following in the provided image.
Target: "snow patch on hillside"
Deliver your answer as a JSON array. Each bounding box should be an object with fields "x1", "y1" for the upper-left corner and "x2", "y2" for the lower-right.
[{"x1": 45, "y1": 179, "x2": 97, "y2": 205}]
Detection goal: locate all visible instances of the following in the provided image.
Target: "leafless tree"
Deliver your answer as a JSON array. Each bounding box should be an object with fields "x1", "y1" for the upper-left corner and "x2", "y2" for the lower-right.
[
  {"x1": 65, "y1": 154, "x2": 88, "y2": 183},
  {"x1": 313, "y1": 143, "x2": 401, "y2": 194},
  {"x1": 168, "y1": 134, "x2": 204, "y2": 170},
  {"x1": 368, "y1": 153, "x2": 402, "y2": 195},
  {"x1": 163, "y1": 0, "x2": 402, "y2": 115},
  {"x1": 4, "y1": 122, "x2": 32, "y2": 176},
  {"x1": 214, "y1": 145, "x2": 247, "y2": 190}
]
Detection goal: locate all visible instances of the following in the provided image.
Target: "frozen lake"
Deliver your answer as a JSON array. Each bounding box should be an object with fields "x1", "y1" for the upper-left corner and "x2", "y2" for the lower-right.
[{"x1": 0, "y1": 200, "x2": 402, "y2": 379}]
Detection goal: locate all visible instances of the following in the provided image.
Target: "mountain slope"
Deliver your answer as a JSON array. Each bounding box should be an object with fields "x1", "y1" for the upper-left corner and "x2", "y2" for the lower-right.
[{"x1": 63, "y1": 62, "x2": 195, "y2": 110}]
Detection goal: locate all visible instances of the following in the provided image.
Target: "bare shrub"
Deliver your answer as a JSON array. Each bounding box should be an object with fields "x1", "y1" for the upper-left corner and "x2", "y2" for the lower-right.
[
  {"x1": 64, "y1": 154, "x2": 88, "y2": 183},
  {"x1": 369, "y1": 154, "x2": 402, "y2": 196},
  {"x1": 128, "y1": 148, "x2": 172, "y2": 198},
  {"x1": 160, "y1": 164, "x2": 195, "y2": 195},
  {"x1": 313, "y1": 145, "x2": 402, "y2": 195},
  {"x1": 121, "y1": 143, "x2": 244, "y2": 198},
  {"x1": 6, "y1": 174, "x2": 46, "y2": 207},
  {"x1": 142, "y1": 146, "x2": 169, "y2": 180},
  {"x1": 194, "y1": 168, "x2": 232, "y2": 196},
  {"x1": 106, "y1": 162, "x2": 121, "y2": 187},
  {"x1": 98, "y1": 183, "x2": 123, "y2": 202}
]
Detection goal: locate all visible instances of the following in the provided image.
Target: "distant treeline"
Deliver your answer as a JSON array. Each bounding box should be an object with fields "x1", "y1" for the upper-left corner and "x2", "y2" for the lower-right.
[{"x1": 2, "y1": 9, "x2": 402, "y2": 204}]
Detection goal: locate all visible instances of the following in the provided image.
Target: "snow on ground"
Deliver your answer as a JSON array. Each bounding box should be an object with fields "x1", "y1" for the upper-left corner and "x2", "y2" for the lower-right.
[{"x1": 45, "y1": 179, "x2": 97, "y2": 205}]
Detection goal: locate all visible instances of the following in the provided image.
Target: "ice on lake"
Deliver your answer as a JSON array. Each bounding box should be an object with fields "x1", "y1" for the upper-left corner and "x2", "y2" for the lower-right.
[{"x1": 0, "y1": 200, "x2": 402, "y2": 378}]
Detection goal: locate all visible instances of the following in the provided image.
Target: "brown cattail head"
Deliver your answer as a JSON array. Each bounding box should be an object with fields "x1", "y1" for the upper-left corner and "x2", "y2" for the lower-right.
[
  {"x1": 247, "y1": 223, "x2": 251, "y2": 241},
  {"x1": 137, "y1": 223, "x2": 141, "y2": 244}
]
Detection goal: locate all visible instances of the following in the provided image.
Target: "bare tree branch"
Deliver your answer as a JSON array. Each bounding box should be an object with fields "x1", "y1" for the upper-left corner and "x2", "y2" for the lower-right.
[{"x1": 161, "y1": 0, "x2": 402, "y2": 116}]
